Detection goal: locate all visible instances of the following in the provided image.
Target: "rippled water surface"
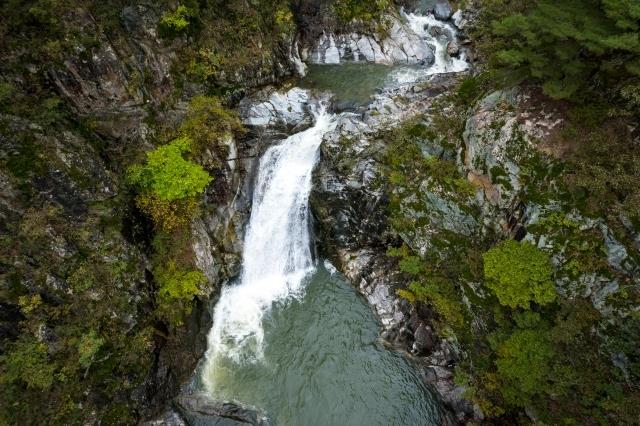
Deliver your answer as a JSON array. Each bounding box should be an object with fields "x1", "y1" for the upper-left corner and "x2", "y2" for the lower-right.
[
  {"x1": 299, "y1": 63, "x2": 395, "y2": 105},
  {"x1": 204, "y1": 264, "x2": 444, "y2": 425}
]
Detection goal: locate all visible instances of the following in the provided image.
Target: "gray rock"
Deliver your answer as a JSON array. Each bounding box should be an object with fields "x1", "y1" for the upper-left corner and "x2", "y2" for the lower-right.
[
  {"x1": 412, "y1": 324, "x2": 436, "y2": 354},
  {"x1": 239, "y1": 88, "x2": 314, "y2": 129},
  {"x1": 173, "y1": 394, "x2": 271, "y2": 426},
  {"x1": 447, "y1": 41, "x2": 460, "y2": 57},
  {"x1": 307, "y1": 15, "x2": 434, "y2": 66},
  {"x1": 434, "y1": 0, "x2": 453, "y2": 21}
]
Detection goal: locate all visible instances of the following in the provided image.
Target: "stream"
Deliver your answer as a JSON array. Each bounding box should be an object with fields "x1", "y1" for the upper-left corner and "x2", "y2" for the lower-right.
[{"x1": 197, "y1": 9, "x2": 467, "y2": 426}]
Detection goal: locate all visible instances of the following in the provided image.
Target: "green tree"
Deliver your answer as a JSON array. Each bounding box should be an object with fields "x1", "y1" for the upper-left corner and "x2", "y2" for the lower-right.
[
  {"x1": 483, "y1": 240, "x2": 556, "y2": 309},
  {"x1": 128, "y1": 137, "x2": 211, "y2": 202},
  {"x1": 483, "y1": 0, "x2": 640, "y2": 110},
  {"x1": 155, "y1": 260, "x2": 206, "y2": 302},
  {"x1": 159, "y1": 5, "x2": 196, "y2": 38},
  {"x1": 494, "y1": 328, "x2": 554, "y2": 406},
  {"x1": 1, "y1": 339, "x2": 56, "y2": 390}
]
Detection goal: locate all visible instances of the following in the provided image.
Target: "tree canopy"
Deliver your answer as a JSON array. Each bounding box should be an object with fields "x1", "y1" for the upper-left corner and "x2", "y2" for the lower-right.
[{"x1": 483, "y1": 240, "x2": 556, "y2": 309}]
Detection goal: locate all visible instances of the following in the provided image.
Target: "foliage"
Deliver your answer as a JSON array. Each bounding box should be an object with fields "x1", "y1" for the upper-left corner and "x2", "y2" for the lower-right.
[
  {"x1": 77, "y1": 331, "x2": 104, "y2": 368},
  {"x1": 479, "y1": 0, "x2": 640, "y2": 114},
  {"x1": 1, "y1": 339, "x2": 57, "y2": 390},
  {"x1": 128, "y1": 137, "x2": 211, "y2": 202},
  {"x1": 407, "y1": 280, "x2": 465, "y2": 330},
  {"x1": 159, "y1": 4, "x2": 196, "y2": 38},
  {"x1": 564, "y1": 121, "x2": 640, "y2": 222},
  {"x1": 494, "y1": 328, "x2": 554, "y2": 406},
  {"x1": 136, "y1": 194, "x2": 198, "y2": 232},
  {"x1": 155, "y1": 261, "x2": 205, "y2": 302},
  {"x1": 333, "y1": 0, "x2": 391, "y2": 24},
  {"x1": 274, "y1": 7, "x2": 295, "y2": 35},
  {"x1": 483, "y1": 240, "x2": 556, "y2": 308},
  {"x1": 179, "y1": 95, "x2": 243, "y2": 153},
  {"x1": 154, "y1": 260, "x2": 207, "y2": 324}
]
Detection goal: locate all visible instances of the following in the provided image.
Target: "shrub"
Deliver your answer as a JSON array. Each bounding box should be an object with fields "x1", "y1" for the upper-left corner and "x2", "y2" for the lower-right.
[
  {"x1": 333, "y1": 0, "x2": 391, "y2": 24},
  {"x1": 155, "y1": 261, "x2": 206, "y2": 302},
  {"x1": 154, "y1": 261, "x2": 207, "y2": 324},
  {"x1": 494, "y1": 328, "x2": 554, "y2": 406},
  {"x1": 135, "y1": 194, "x2": 198, "y2": 233},
  {"x1": 128, "y1": 137, "x2": 211, "y2": 202},
  {"x1": 78, "y1": 331, "x2": 105, "y2": 368},
  {"x1": 407, "y1": 280, "x2": 465, "y2": 330},
  {"x1": 159, "y1": 5, "x2": 196, "y2": 38},
  {"x1": 1, "y1": 339, "x2": 56, "y2": 390},
  {"x1": 483, "y1": 240, "x2": 556, "y2": 309},
  {"x1": 179, "y1": 95, "x2": 243, "y2": 152}
]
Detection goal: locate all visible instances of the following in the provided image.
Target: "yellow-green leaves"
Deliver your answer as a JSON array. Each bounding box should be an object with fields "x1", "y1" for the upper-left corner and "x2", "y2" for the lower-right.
[
  {"x1": 483, "y1": 240, "x2": 556, "y2": 309},
  {"x1": 128, "y1": 137, "x2": 211, "y2": 202}
]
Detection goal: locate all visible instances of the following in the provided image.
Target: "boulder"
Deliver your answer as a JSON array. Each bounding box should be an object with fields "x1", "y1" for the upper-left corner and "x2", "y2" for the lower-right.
[
  {"x1": 173, "y1": 394, "x2": 271, "y2": 425},
  {"x1": 434, "y1": 0, "x2": 453, "y2": 21},
  {"x1": 412, "y1": 323, "x2": 436, "y2": 354},
  {"x1": 447, "y1": 41, "x2": 460, "y2": 57}
]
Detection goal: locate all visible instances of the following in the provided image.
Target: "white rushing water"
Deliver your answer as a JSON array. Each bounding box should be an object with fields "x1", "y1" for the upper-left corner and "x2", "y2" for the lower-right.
[
  {"x1": 391, "y1": 11, "x2": 468, "y2": 84},
  {"x1": 203, "y1": 106, "x2": 337, "y2": 392}
]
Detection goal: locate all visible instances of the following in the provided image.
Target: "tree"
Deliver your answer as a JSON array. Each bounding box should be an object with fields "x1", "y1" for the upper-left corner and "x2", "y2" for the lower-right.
[
  {"x1": 484, "y1": 0, "x2": 640, "y2": 109},
  {"x1": 495, "y1": 328, "x2": 554, "y2": 406},
  {"x1": 128, "y1": 136, "x2": 211, "y2": 202},
  {"x1": 483, "y1": 240, "x2": 556, "y2": 309},
  {"x1": 1, "y1": 339, "x2": 56, "y2": 390}
]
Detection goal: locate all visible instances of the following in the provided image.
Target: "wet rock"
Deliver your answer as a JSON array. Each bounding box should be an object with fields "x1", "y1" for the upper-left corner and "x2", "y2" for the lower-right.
[
  {"x1": 446, "y1": 41, "x2": 460, "y2": 57},
  {"x1": 412, "y1": 323, "x2": 436, "y2": 355},
  {"x1": 173, "y1": 394, "x2": 271, "y2": 426},
  {"x1": 240, "y1": 87, "x2": 313, "y2": 129},
  {"x1": 307, "y1": 15, "x2": 434, "y2": 66},
  {"x1": 434, "y1": 0, "x2": 453, "y2": 21}
]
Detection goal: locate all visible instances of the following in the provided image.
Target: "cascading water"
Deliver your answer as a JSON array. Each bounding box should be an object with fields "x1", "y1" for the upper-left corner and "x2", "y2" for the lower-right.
[
  {"x1": 203, "y1": 106, "x2": 337, "y2": 385},
  {"x1": 199, "y1": 103, "x2": 444, "y2": 425},
  {"x1": 391, "y1": 11, "x2": 468, "y2": 84}
]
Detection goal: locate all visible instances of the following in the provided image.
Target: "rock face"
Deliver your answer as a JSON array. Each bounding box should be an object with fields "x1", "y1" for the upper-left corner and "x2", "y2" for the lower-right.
[
  {"x1": 310, "y1": 73, "x2": 476, "y2": 422},
  {"x1": 306, "y1": 15, "x2": 435, "y2": 66},
  {"x1": 0, "y1": 1, "x2": 298, "y2": 422}
]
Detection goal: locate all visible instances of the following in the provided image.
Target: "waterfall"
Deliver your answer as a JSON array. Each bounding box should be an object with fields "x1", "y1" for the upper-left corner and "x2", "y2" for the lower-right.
[{"x1": 203, "y1": 106, "x2": 337, "y2": 392}]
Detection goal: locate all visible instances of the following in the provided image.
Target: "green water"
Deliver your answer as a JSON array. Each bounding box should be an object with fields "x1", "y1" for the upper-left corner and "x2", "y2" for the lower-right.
[
  {"x1": 299, "y1": 64, "x2": 396, "y2": 106},
  {"x1": 204, "y1": 264, "x2": 444, "y2": 425}
]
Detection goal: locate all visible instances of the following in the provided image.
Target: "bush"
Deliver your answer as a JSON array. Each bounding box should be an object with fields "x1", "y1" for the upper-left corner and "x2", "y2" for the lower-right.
[
  {"x1": 154, "y1": 261, "x2": 207, "y2": 324},
  {"x1": 494, "y1": 328, "x2": 554, "y2": 406},
  {"x1": 179, "y1": 95, "x2": 243, "y2": 153},
  {"x1": 159, "y1": 5, "x2": 196, "y2": 38},
  {"x1": 128, "y1": 137, "x2": 211, "y2": 202},
  {"x1": 483, "y1": 240, "x2": 556, "y2": 309},
  {"x1": 78, "y1": 331, "x2": 105, "y2": 368},
  {"x1": 135, "y1": 194, "x2": 198, "y2": 233},
  {"x1": 155, "y1": 261, "x2": 206, "y2": 302},
  {"x1": 1, "y1": 339, "x2": 56, "y2": 390},
  {"x1": 333, "y1": 0, "x2": 391, "y2": 24}
]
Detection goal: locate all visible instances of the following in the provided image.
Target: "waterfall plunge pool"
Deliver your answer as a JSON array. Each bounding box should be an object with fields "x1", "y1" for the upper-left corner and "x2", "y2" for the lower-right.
[{"x1": 199, "y1": 264, "x2": 445, "y2": 425}]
